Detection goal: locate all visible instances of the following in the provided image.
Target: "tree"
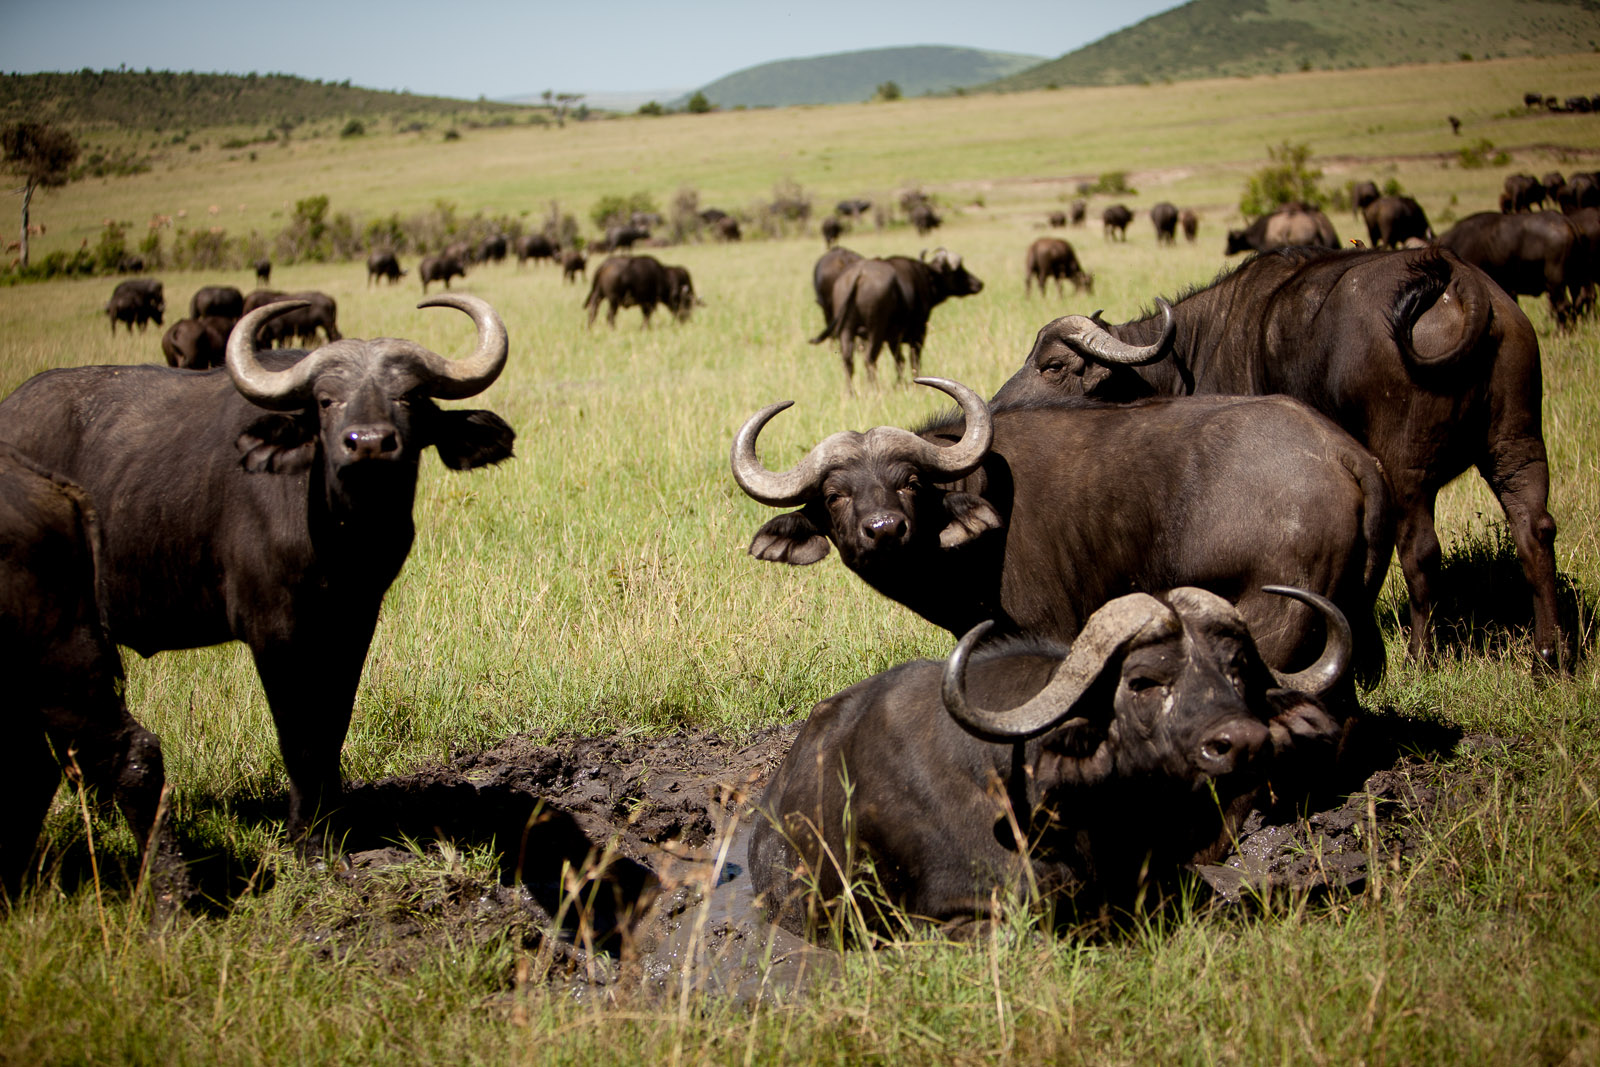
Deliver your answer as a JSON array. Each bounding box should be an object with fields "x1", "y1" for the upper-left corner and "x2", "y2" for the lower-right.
[
  {"x1": 686, "y1": 92, "x2": 712, "y2": 114},
  {"x1": 874, "y1": 81, "x2": 902, "y2": 102},
  {"x1": 2, "y1": 121, "x2": 78, "y2": 267},
  {"x1": 1240, "y1": 142, "x2": 1327, "y2": 217}
]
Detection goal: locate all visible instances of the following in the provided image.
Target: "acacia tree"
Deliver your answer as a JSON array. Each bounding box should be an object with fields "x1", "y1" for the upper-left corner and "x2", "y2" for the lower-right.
[{"x1": 2, "y1": 121, "x2": 78, "y2": 266}]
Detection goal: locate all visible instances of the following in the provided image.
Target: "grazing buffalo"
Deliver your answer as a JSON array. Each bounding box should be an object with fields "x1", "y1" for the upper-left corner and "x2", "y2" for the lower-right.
[
  {"x1": 189, "y1": 285, "x2": 244, "y2": 321},
  {"x1": 243, "y1": 289, "x2": 342, "y2": 346},
  {"x1": 836, "y1": 198, "x2": 872, "y2": 219},
  {"x1": 1150, "y1": 202, "x2": 1178, "y2": 244},
  {"x1": 1351, "y1": 181, "x2": 1381, "y2": 216},
  {"x1": 160, "y1": 316, "x2": 233, "y2": 370},
  {"x1": 809, "y1": 246, "x2": 864, "y2": 341},
  {"x1": 1180, "y1": 209, "x2": 1199, "y2": 242},
  {"x1": 477, "y1": 234, "x2": 508, "y2": 264},
  {"x1": 254, "y1": 258, "x2": 272, "y2": 285},
  {"x1": 993, "y1": 246, "x2": 1561, "y2": 670},
  {"x1": 1102, "y1": 204, "x2": 1132, "y2": 241},
  {"x1": 750, "y1": 585, "x2": 1348, "y2": 936},
  {"x1": 1436, "y1": 211, "x2": 1581, "y2": 325},
  {"x1": 366, "y1": 250, "x2": 406, "y2": 286},
  {"x1": 419, "y1": 253, "x2": 466, "y2": 293},
  {"x1": 1225, "y1": 204, "x2": 1339, "y2": 255},
  {"x1": 1362, "y1": 195, "x2": 1432, "y2": 249},
  {"x1": 1069, "y1": 199, "x2": 1086, "y2": 225},
  {"x1": 559, "y1": 248, "x2": 587, "y2": 284},
  {"x1": 910, "y1": 202, "x2": 942, "y2": 236},
  {"x1": 0, "y1": 296, "x2": 515, "y2": 849},
  {"x1": 602, "y1": 224, "x2": 649, "y2": 252},
  {"x1": 1047, "y1": 211, "x2": 1067, "y2": 227},
  {"x1": 583, "y1": 254, "x2": 696, "y2": 327},
  {"x1": 1502, "y1": 174, "x2": 1547, "y2": 213},
  {"x1": 820, "y1": 216, "x2": 844, "y2": 248},
  {"x1": 715, "y1": 216, "x2": 742, "y2": 241},
  {"x1": 811, "y1": 250, "x2": 983, "y2": 386},
  {"x1": 699, "y1": 208, "x2": 729, "y2": 224},
  {"x1": 1024, "y1": 237, "x2": 1093, "y2": 297},
  {"x1": 105, "y1": 278, "x2": 165, "y2": 334},
  {"x1": 515, "y1": 233, "x2": 556, "y2": 266},
  {"x1": 1562, "y1": 206, "x2": 1600, "y2": 311},
  {"x1": 1556, "y1": 172, "x2": 1600, "y2": 213},
  {"x1": 733, "y1": 378, "x2": 1391, "y2": 684},
  {"x1": 0, "y1": 444, "x2": 186, "y2": 901}
]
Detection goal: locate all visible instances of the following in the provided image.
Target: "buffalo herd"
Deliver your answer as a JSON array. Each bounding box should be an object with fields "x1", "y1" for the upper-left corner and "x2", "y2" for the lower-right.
[{"x1": 1, "y1": 157, "x2": 1588, "y2": 952}]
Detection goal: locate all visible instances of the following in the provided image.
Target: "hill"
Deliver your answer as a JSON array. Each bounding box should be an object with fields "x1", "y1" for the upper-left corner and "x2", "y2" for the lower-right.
[
  {"x1": 677, "y1": 45, "x2": 1045, "y2": 108},
  {"x1": 0, "y1": 69, "x2": 528, "y2": 131},
  {"x1": 985, "y1": 0, "x2": 1600, "y2": 90}
]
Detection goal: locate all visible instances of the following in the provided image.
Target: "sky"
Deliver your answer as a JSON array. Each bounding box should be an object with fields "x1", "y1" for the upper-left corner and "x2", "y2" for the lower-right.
[{"x1": 0, "y1": 0, "x2": 1188, "y2": 102}]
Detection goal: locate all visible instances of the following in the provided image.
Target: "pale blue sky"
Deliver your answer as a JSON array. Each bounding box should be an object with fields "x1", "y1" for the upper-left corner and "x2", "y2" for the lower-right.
[{"x1": 0, "y1": 0, "x2": 1188, "y2": 100}]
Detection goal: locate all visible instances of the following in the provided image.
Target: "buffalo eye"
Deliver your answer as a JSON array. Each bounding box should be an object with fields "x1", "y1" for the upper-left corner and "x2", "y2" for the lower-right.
[
  {"x1": 824, "y1": 489, "x2": 848, "y2": 508},
  {"x1": 1125, "y1": 673, "x2": 1165, "y2": 695},
  {"x1": 318, "y1": 396, "x2": 335, "y2": 409}
]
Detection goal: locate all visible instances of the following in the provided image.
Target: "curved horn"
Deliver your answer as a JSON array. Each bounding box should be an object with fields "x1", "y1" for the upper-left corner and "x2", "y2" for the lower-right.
[
  {"x1": 1260, "y1": 585, "x2": 1352, "y2": 697},
  {"x1": 730, "y1": 401, "x2": 860, "y2": 508},
  {"x1": 1051, "y1": 298, "x2": 1175, "y2": 367},
  {"x1": 226, "y1": 300, "x2": 326, "y2": 410},
  {"x1": 895, "y1": 377, "x2": 993, "y2": 478},
  {"x1": 371, "y1": 294, "x2": 508, "y2": 399},
  {"x1": 942, "y1": 593, "x2": 1176, "y2": 742}
]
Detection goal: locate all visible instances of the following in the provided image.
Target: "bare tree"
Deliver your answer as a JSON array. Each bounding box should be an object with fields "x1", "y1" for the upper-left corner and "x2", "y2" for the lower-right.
[{"x1": 2, "y1": 121, "x2": 78, "y2": 267}]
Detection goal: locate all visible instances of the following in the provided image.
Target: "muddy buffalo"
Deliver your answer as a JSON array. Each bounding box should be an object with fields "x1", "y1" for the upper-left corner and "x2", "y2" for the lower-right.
[
  {"x1": 750, "y1": 586, "x2": 1347, "y2": 936},
  {"x1": 810, "y1": 250, "x2": 983, "y2": 386},
  {"x1": 1024, "y1": 237, "x2": 1093, "y2": 297},
  {"x1": 583, "y1": 254, "x2": 696, "y2": 327},
  {"x1": 0, "y1": 296, "x2": 515, "y2": 849},
  {"x1": 994, "y1": 246, "x2": 1561, "y2": 670}
]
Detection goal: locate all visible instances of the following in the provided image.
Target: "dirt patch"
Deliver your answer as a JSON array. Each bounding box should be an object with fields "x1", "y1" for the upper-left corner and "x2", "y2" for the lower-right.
[{"x1": 287, "y1": 710, "x2": 1487, "y2": 1004}]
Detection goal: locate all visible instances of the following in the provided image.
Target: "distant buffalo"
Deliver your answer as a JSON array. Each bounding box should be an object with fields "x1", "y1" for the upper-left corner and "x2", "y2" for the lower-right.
[
  {"x1": 515, "y1": 233, "x2": 557, "y2": 266},
  {"x1": 253, "y1": 258, "x2": 272, "y2": 285},
  {"x1": 910, "y1": 202, "x2": 942, "y2": 236},
  {"x1": 419, "y1": 253, "x2": 466, "y2": 293},
  {"x1": 1180, "y1": 208, "x2": 1199, "y2": 242},
  {"x1": 1502, "y1": 174, "x2": 1547, "y2": 214},
  {"x1": 820, "y1": 216, "x2": 844, "y2": 248},
  {"x1": 366, "y1": 250, "x2": 406, "y2": 286},
  {"x1": 1436, "y1": 210, "x2": 1583, "y2": 325},
  {"x1": 477, "y1": 234, "x2": 508, "y2": 264},
  {"x1": 1102, "y1": 204, "x2": 1132, "y2": 241},
  {"x1": 1363, "y1": 196, "x2": 1432, "y2": 249},
  {"x1": 812, "y1": 249, "x2": 983, "y2": 386},
  {"x1": 809, "y1": 246, "x2": 864, "y2": 341},
  {"x1": 1024, "y1": 237, "x2": 1093, "y2": 297},
  {"x1": 242, "y1": 289, "x2": 341, "y2": 347},
  {"x1": 715, "y1": 216, "x2": 742, "y2": 241},
  {"x1": 105, "y1": 278, "x2": 164, "y2": 334},
  {"x1": 1150, "y1": 202, "x2": 1178, "y2": 244},
  {"x1": 1226, "y1": 204, "x2": 1339, "y2": 255},
  {"x1": 583, "y1": 254, "x2": 697, "y2": 327},
  {"x1": 560, "y1": 248, "x2": 587, "y2": 284},
  {"x1": 189, "y1": 285, "x2": 243, "y2": 321},
  {"x1": 160, "y1": 316, "x2": 233, "y2": 369}
]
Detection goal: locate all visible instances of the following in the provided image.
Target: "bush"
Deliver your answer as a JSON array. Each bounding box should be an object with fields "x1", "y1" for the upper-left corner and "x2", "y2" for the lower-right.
[
  {"x1": 589, "y1": 191, "x2": 658, "y2": 230},
  {"x1": 1458, "y1": 138, "x2": 1509, "y2": 169},
  {"x1": 1090, "y1": 171, "x2": 1136, "y2": 196},
  {"x1": 340, "y1": 119, "x2": 366, "y2": 138},
  {"x1": 686, "y1": 92, "x2": 712, "y2": 114},
  {"x1": 637, "y1": 101, "x2": 665, "y2": 117},
  {"x1": 1240, "y1": 141, "x2": 1327, "y2": 217},
  {"x1": 92, "y1": 220, "x2": 129, "y2": 274},
  {"x1": 874, "y1": 81, "x2": 902, "y2": 102}
]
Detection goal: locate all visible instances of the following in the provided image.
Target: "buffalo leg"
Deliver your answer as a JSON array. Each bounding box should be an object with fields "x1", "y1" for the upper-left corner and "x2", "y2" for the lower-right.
[
  {"x1": 1481, "y1": 458, "x2": 1562, "y2": 670},
  {"x1": 839, "y1": 332, "x2": 857, "y2": 389},
  {"x1": 1396, "y1": 494, "x2": 1442, "y2": 662},
  {"x1": 2, "y1": 729, "x2": 61, "y2": 899}
]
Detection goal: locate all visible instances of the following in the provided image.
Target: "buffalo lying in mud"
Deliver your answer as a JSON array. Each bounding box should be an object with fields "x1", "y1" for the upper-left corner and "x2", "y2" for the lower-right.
[
  {"x1": 0, "y1": 296, "x2": 516, "y2": 850},
  {"x1": 750, "y1": 585, "x2": 1348, "y2": 937},
  {"x1": 583, "y1": 254, "x2": 697, "y2": 327},
  {"x1": 993, "y1": 246, "x2": 1562, "y2": 670},
  {"x1": 810, "y1": 249, "x2": 983, "y2": 387},
  {"x1": 732, "y1": 378, "x2": 1391, "y2": 688}
]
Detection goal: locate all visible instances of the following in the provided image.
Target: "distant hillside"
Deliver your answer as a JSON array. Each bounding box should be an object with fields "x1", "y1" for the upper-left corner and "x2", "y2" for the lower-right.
[
  {"x1": 679, "y1": 46, "x2": 1045, "y2": 108},
  {"x1": 986, "y1": 0, "x2": 1600, "y2": 90},
  {"x1": 0, "y1": 69, "x2": 526, "y2": 131}
]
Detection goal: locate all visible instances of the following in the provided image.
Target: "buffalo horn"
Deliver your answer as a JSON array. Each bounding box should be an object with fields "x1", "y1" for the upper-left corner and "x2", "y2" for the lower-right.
[
  {"x1": 898, "y1": 377, "x2": 992, "y2": 476},
  {"x1": 373, "y1": 294, "x2": 509, "y2": 399},
  {"x1": 1259, "y1": 585, "x2": 1352, "y2": 697},
  {"x1": 226, "y1": 300, "x2": 325, "y2": 410},
  {"x1": 1055, "y1": 298, "x2": 1175, "y2": 367},
  {"x1": 941, "y1": 593, "x2": 1177, "y2": 743}
]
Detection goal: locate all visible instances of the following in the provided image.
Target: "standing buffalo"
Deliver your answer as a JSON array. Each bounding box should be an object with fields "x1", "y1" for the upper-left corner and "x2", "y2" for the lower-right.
[
  {"x1": 583, "y1": 254, "x2": 696, "y2": 327},
  {"x1": 1362, "y1": 195, "x2": 1432, "y2": 249},
  {"x1": 1225, "y1": 203, "x2": 1339, "y2": 255},
  {"x1": 820, "y1": 216, "x2": 844, "y2": 248},
  {"x1": 366, "y1": 250, "x2": 406, "y2": 286},
  {"x1": 836, "y1": 199, "x2": 872, "y2": 219},
  {"x1": 809, "y1": 246, "x2": 864, "y2": 341},
  {"x1": 1351, "y1": 181, "x2": 1381, "y2": 216},
  {"x1": 0, "y1": 296, "x2": 516, "y2": 850},
  {"x1": 733, "y1": 378, "x2": 1391, "y2": 684},
  {"x1": 601, "y1": 224, "x2": 649, "y2": 252},
  {"x1": 909, "y1": 202, "x2": 942, "y2": 236},
  {"x1": 993, "y1": 246, "x2": 1561, "y2": 670},
  {"x1": 1047, "y1": 211, "x2": 1067, "y2": 227},
  {"x1": 477, "y1": 234, "x2": 508, "y2": 264},
  {"x1": 160, "y1": 316, "x2": 233, "y2": 370},
  {"x1": 243, "y1": 289, "x2": 342, "y2": 346},
  {"x1": 0, "y1": 444, "x2": 186, "y2": 901},
  {"x1": 105, "y1": 278, "x2": 165, "y2": 334},
  {"x1": 1102, "y1": 204, "x2": 1132, "y2": 241},
  {"x1": 714, "y1": 216, "x2": 742, "y2": 242},
  {"x1": 810, "y1": 250, "x2": 983, "y2": 386},
  {"x1": 1436, "y1": 211, "x2": 1581, "y2": 325},
  {"x1": 1557, "y1": 172, "x2": 1600, "y2": 213},
  {"x1": 1150, "y1": 202, "x2": 1179, "y2": 244},
  {"x1": 1069, "y1": 199, "x2": 1087, "y2": 225},
  {"x1": 1024, "y1": 237, "x2": 1093, "y2": 297},
  {"x1": 1502, "y1": 174, "x2": 1547, "y2": 213},
  {"x1": 1180, "y1": 209, "x2": 1199, "y2": 242},
  {"x1": 189, "y1": 285, "x2": 244, "y2": 321},
  {"x1": 750, "y1": 585, "x2": 1347, "y2": 936},
  {"x1": 515, "y1": 233, "x2": 557, "y2": 266},
  {"x1": 559, "y1": 248, "x2": 587, "y2": 284},
  {"x1": 254, "y1": 258, "x2": 272, "y2": 285},
  {"x1": 419, "y1": 253, "x2": 466, "y2": 293}
]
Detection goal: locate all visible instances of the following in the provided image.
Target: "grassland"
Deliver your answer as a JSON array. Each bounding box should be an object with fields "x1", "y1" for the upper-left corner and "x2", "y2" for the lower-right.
[{"x1": 2, "y1": 54, "x2": 1600, "y2": 1065}]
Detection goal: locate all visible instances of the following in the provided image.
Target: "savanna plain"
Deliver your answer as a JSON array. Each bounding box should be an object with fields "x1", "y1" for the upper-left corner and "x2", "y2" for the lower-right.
[{"x1": 3, "y1": 53, "x2": 1600, "y2": 1065}]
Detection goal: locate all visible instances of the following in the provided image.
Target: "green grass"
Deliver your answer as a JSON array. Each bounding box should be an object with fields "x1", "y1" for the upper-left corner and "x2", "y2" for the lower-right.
[{"x1": 3, "y1": 55, "x2": 1600, "y2": 1065}]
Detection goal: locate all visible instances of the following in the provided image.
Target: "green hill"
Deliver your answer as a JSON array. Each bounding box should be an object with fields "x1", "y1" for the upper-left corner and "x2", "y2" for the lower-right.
[
  {"x1": 678, "y1": 46, "x2": 1045, "y2": 108},
  {"x1": 985, "y1": 0, "x2": 1600, "y2": 90}
]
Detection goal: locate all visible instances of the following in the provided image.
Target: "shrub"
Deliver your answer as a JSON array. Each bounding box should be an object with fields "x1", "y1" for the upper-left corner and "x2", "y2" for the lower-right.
[
  {"x1": 1458, "y1": 138, "x2": 1508, "y2": 169},
  {"x1": 874, "y1": 81, "x2": 902, "y2": 102},
  {"x1": 637, "y1": 101, "x2": 665, "y2": 117},
  {"x1": 686, "y1": 92, "x2": 712, "y2": 114},
  {"x1": 1090, "y1": 171, "x2": 1136, "y2": 196},
  {"x1": 589, "y1": 191, "x2": 657, "y2": 230},
  {"x1": 1240, "y1": 141, "x2": 1327, "y2": 217},
  {"x1": 340, "y1": 118, "x2": 366, "y2": 138},
  {"x1": 92, "y1": 220, "x2": 129, "y2": 273}
]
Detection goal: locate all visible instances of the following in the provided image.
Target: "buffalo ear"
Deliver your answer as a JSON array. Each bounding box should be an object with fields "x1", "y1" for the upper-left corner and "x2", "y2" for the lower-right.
[
  {"x1": 432, "y1": 409, "x2": 516, "y2": 470},
  {"x1": 938, "y1": 492, "x2": 1002, "y2": 548},
  {"x1": 237, "y1": 414, "x2": 317, "y2": 473},
  {"x1": 1264, "y1": 690, "x2": 1342, "y2": 755},
  {"x1": 749, "y1": 510, "x2": 831, "y2": 566}
]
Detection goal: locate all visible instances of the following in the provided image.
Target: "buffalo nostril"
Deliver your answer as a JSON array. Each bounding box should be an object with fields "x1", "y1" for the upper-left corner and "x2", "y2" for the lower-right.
[{"x1": 1201, "y1": 738, "x2": 1233, "y2": 762}]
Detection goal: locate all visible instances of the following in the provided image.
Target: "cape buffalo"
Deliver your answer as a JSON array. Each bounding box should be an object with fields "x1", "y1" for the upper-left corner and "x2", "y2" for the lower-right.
[
  {"x1": 715, "y1": 216, "x2": 742, "y2": 241},
  {"x1": 1102, "y1": 204, "x2": 1132, "y2": 241},
  {"x1": 366, "y1": 250, "x2": 406, "y2": 285},
  {"x1": 254, "y1": 258, "x2": 271, "y2": 285},
  {"x1": 811, "y1": 250, "x2": 984, "y2": 386},
  {"x1": 910, "y1": 202, "x2": 942, "y2": 236},
  {"x1": 602, "y1": 224, "x2": 649, "y2": 252},
  {"x1": 189, "y1": 285, "x2": 243, "y2": 321},
  {"x1": 1069, "y1": 199, "x2": 1086, "y2": 225},
  {"x1": 820, "y1": 216, "x2": 844, "y2": 248},
  {"x1": 1502, "y1": 174, "x2": 1547, "y2": 213},
  {"x1": 583, "y1": 254, "x2": 696, "y2": 327},
  {"x1": 1351, "y1": 181, "x2": 1380, "y2": 216},
  {"x1": 993, "y1": 246, "x2": 1561, "y2": 670},
  {"x1": 1024, "y1": 237, "x2": 1093, "y2": 297},
  {"x1": 105, "y1": 278, "x2": 164, "y2": 334},
  {"x1": 1363, "y1": 195, "x2": 1432, "y2": 249},
  {"x1": 560, "y1": 248, "x2": 587, "y2": 284},
  {"x1": 515, "y1": 233, "x2": 556, "y2": 266},
  {"x1": 1047, "y1": 211, "x2": 1067, "y2": 228},
  {"x1": 0, "y1": 444, "x2": 186, "y2": 901},
  {"x1": 1225, "y1": 204, "x2": 1339, "y2": 255},
  {"x1": 244, "y1": 289, "x2": 341, "y2": 347},
  {"x1": 477, "y1": 234, "x2": 508, "y2": 264},
  {"x1": 0, "y1": 296, "x2": 516, "y2": 850},
  {"x1": 750, "y1": 586, "x2": 1348, "y2": 937},
  {"x1": 1150, "y1": 202, "x2": 1178, "y2": 244},
  {"x1": 1557, "y1": 172, "x2": 1600, "y2": 213},
  {"x1": 836, "y1": 199, "x2": 872, "y2": 219},
  {"x1": 1180, "y1": 209, "x2": 1199, "y2": 242},
  {"x1": 733, "y1": 378, "x2": 1391, "y2": 686},
  {"x1": 160, "y1": 316, "x2": 233, "y2": 370},
  {"x1": 419, "y1": 253, "x2": 466, "y2": 293},
  {"x1": 809, "y1": 246, "x2": 864, "y2": 341},
  {"x1": 1436, "y1": 211, "x2": 1581, "y2": 325}
]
